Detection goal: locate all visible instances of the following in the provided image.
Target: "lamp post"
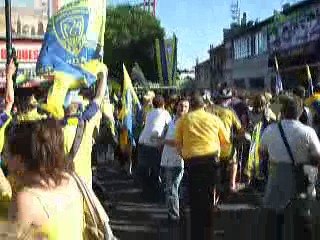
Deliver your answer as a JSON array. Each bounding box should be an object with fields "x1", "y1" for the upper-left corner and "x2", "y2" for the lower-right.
[{"x1": 5, "y1": 0, "x2": 12, "y2": 65}]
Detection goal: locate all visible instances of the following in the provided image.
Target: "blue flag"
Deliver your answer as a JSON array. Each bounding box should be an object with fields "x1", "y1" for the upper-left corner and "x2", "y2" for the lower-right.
[{"x1": 36, "y1": 0, "x2": 107, "y2": 119}]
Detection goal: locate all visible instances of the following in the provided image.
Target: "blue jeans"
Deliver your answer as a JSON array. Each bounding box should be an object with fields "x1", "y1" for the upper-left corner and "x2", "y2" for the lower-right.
[{"x1": 163, "y1": 166, "x2": 184, "y2": 220}]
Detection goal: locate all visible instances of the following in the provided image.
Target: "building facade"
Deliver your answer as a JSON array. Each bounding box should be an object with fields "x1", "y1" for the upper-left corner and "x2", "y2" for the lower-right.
[
  {"x1": 206, "y1": 0, "x2": 320, "y2": 93},
  {"x1": 195, "y1": 59, "x2": 211, "y2": 90},
  {"x1": 0, "y1": 0, "x2": 52, "y2": 88}
]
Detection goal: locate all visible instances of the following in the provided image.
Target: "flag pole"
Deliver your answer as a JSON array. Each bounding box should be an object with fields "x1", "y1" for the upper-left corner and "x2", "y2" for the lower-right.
[{"x1": 5, "y1": 0, "x2": 12, "y2": 65}]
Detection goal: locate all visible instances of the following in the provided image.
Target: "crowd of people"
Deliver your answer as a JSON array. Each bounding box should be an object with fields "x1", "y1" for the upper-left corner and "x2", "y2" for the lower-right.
[
  {"x1": 1, "y1": 56, "x2": 320, "y2": 240},
  {"x1": 0, "y1": 60, "x2": 117, "y2": 239},
  {"x1": 108, "y1": 82, "x2": 320, "y2": 240}
]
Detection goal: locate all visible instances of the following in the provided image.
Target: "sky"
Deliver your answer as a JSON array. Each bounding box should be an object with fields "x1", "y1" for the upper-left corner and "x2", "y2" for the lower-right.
[
  {"x1": 110, "y1": 0, "x2": 301, "y2": 69},
  {"x1": 2, "y1": 0, "x2": 300, "y2": 69},
  {"x1": 0, "y1": 0, "x2": 33, "y2": 8}
]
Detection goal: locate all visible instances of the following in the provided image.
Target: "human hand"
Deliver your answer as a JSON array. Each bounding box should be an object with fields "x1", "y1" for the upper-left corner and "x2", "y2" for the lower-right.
[{"x1": 6, "y1": 59, "x2": 16, "y2": 77}]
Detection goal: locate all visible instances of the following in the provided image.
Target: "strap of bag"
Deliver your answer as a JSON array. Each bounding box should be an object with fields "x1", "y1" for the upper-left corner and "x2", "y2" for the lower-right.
[
  {"x1": 278, "y1": 122, "x2": 295, "y2": 166},
  {"x1": 67, "y1": 119, "x2": 86, "y2": 161},
  {"x1": 71, "y1": 172, "x2": 102, "y2": 228}
]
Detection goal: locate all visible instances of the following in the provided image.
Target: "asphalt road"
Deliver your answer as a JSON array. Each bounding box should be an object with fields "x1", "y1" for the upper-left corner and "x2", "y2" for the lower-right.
[{"x1": 94, "y1": 163, "x2": 265, "y2": 240}]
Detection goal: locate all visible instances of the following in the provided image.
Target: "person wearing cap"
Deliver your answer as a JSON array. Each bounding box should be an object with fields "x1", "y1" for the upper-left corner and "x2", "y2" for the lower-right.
[
  {"x1": 63, "y1": 71, "x2": 107, "y2": 188},
  {"x1": 210, "y1": 89, "x2": 243, "y2": 193},
  {"x1": 175, "y1": 95, "x2": 230, "y2": 240}
]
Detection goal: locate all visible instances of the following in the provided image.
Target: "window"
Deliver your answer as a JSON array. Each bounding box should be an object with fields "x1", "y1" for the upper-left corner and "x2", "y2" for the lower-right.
[
  {"x1": 249, "y1": 78, "x2": 264, "y2": 89},
  {"x1": 233, "y1": 35, "x2": 252, "y2": 60},
  {"x1": 254, "y1": 31, "x2": 267, "y2": 55},
  {"x1": 233, "y1": 79, "x2": 246, "y2": 89},
  {"x1": 31, "y1": 26, "x2": 36, "y2": 36}
]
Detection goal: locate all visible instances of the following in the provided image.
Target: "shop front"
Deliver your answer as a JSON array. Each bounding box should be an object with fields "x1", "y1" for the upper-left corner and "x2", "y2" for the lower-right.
[
  {"x1": 0, "y1": 38, "x2": 50, "y2": 89},
  {"x1": 268, "y1": 1, "x2": 320, "y2": 91}
]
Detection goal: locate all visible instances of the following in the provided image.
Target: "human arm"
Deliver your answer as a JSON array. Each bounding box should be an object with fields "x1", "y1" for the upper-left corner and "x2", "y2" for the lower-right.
[
  {"x1": 162, "y1": 139, "x2": 176, "y2": 147},
  {"x1": 231, "y1": 110, "x2": 245, "y2": 136},
  {"x1": 175, "y1": 118, "x2": 184, "y2": 155},
  {"x1": 80, "y1": 70, "x2": 108, "y2": 121},
  {"x1": 217, "y1": 117, "x2": 231, "y2": 147},
  {"x1": 94, "y1": 70, "x2": 108, "y2": 105},
  {"x1": 5, "y1": 60, "x2": 15, "y2": 113},
  {"x1": 259, "y1": 126, "x2": 271, "y2": 162},
  {"x1": 307, "y1": 129, "x2": 320, "y2": 166}
]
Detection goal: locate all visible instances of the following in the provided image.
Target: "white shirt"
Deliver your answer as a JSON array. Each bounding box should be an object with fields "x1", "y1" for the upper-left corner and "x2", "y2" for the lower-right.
[
  {"x1": 160, "y1": 118, "x2": 184, "y2": 168},
  {"x1": 260, "y1": 120, "x2": 320, "y2": 165},
  {"x1": 139, "y1": 108, "x2": 172, "y2": 147}
]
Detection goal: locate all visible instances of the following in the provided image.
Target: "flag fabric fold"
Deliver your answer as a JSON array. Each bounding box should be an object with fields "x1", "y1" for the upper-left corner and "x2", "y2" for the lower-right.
[
  {"x1": 119, "y1": 64, "x2": 141, "y2": 149},
  {"x1": 306, "y1": 64, "x2": 314, "y2": 98},
  {"x1": 274, "y1": 56, "x2": 283, "y2": 95},
  {"x1": 36, "y1": 0, "x2": 107, "y2": 119}
]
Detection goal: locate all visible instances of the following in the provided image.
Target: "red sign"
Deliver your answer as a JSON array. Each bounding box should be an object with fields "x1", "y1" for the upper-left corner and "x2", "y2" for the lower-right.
[
  {"x1": 0, "y1": 41, "x2": 42, "y2": 63},
  {"x1": 0, "y1": 48, "x2": 40, "y2": 62}
]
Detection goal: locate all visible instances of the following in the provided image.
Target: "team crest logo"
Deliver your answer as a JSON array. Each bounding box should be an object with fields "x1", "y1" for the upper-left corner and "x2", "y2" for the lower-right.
[{"x1": 54, "y1": 8, "x2": 89, "y2": 56}]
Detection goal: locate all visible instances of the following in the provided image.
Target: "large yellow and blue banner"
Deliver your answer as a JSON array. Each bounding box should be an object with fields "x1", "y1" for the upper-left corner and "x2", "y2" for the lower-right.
[
  {"x1": 155, "y1": 35, "x2": 177, "y2": 86},
  {"x1": 36, "y1": 0, "x2": 107, "y2": 118}
]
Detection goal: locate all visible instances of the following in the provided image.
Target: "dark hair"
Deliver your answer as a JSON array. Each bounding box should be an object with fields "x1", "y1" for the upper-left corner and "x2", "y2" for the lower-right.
[
  {"x1": 293, "y1": 86, "x2": 305, "y2": 99},
  {"x1": 153, "y1": 95, "x2": 165, "y2": 108},
  {"x1": 280, "y1": 96, "x2": 303, "y2": 120},
  {"x1": 15, "y1": 95, "x2": 35, "y2": 114},
  {"x1": 8, "y1": 119, "x2": 73, "y2": 186},
  {"x1": 252, "y1": 95, "x2": 266, "y2": 109},
  {"x1": 190, "y1": 96, "x2": 205, "y2": 110},
  {"x1": 173, "y1": 98, "x2": 189, "y2": 114}
]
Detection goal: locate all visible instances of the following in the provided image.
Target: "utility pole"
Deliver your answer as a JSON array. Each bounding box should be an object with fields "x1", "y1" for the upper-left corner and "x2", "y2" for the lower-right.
[
  {"x1": 48, "y1": 0, "x2": 53, "y2": 19},
  {"x1": 231, "y1": 0, "x2": 240, "y2": 25},
  {"x1": 142, "y1": 0, "x2": 157, "y2": 16}
]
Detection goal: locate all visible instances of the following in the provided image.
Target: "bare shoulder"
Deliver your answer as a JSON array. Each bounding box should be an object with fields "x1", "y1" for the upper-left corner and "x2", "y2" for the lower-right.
[{"x1": 9, "y1": 190, "x2": 43, "y2": 223}]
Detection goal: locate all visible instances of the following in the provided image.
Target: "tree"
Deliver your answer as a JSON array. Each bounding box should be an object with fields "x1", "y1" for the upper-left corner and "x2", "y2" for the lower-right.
[{"x1": 104, "y1": 5, "x2": 165, "y2": 83}]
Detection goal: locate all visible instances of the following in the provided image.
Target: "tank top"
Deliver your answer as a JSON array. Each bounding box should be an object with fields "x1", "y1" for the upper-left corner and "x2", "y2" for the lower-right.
[{"x1": 23, "y1": 181, "x2": 84, "y2": 240}]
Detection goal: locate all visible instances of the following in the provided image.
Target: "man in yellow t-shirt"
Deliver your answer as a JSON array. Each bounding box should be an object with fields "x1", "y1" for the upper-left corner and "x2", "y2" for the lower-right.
[
  {"x1": 175, "y1": 96, "x2": 230, "y2": 240},
  {"x1": 210, "y1": 103, "x2": 242, "y2": 192}
]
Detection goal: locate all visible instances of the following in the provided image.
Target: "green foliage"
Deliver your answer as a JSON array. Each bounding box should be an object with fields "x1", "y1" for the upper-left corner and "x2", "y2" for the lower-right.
[{"x1": 104, "y1": 5, "x2": 165, "y2": 82}]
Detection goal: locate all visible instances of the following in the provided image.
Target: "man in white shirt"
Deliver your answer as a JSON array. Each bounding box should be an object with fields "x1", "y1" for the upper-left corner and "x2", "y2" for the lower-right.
[
  {"x1": 260, "y1": 96, "x2": 320, "y2": 240},
  {"x1": 160, "y1": 99, "x2": 189, "y2": 222},
  {"x1": 136, "y1": 95, "x2": 171, "y2": 201}
]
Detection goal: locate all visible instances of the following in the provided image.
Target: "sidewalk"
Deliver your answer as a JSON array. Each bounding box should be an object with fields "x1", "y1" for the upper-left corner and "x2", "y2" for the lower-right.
[{"x1": 94, "y1": 163, "x2": 263, "y2": 240}]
